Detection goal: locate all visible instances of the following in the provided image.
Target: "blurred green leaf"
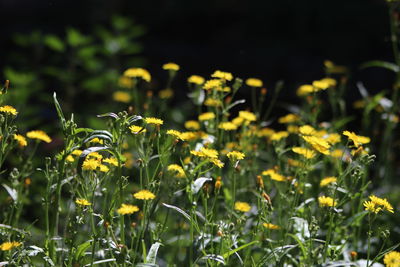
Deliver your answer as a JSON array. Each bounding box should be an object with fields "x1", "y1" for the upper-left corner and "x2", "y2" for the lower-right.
[{"x1": 44, "y1": 35, "x2": 65, "y2": 52}]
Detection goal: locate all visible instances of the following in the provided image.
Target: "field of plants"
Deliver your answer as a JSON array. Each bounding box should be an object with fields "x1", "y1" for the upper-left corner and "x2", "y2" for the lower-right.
[{"x1": 1, "y1": 2, "x2": 400, "y2": 267}]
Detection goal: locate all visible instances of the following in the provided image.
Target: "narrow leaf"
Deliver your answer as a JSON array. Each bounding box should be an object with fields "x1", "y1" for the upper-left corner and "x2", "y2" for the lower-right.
[
  {"x1": 146, "y1": 242, "x2": 162, "y2": 264},
  {"x1": 222, "y1": 240, "x2": 258, "y2": 259},
  {"x1": 360, "y1": 60, "x2": 399, "y2": 73},
  {"x1": 191, "y1": 177, "x2": 212, "y2": 194}
]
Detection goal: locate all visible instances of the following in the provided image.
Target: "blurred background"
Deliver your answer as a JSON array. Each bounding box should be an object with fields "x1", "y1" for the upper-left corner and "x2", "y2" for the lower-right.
[{"x1": 0, "y1": 0, "x2": 395, "y2": 129}]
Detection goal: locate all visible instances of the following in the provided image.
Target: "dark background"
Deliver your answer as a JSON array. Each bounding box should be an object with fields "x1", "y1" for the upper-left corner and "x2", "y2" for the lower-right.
[{"x1": 0, "y1": 0, "x2": 395, "y2": 97}]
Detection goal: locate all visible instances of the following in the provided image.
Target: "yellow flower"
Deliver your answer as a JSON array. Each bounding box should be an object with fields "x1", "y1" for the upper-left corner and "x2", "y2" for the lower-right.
[
  {"x1": 113, "y1": 91, "x2": 131, "y2": 103},
  {"x1": 299, "y1": 125, "x2": 316, "y2": 135},
  {"x1": 320, "y1": 176, "x2": 337, "y2": 187},
  {"x1": 270, "y1": 131, "x2": 289, "y2": 141},
  {"x1": 14, "y1": 134, "x2": 27, "y2": 147},
  {"x1": 129, "y1": 125, "x2": 146, "y2": 134},
  {"x1": 179, "y1": 131, "x2": 199, "y2": 141},
  {"x1": 211, "y1": 158, "x2": 225, "y2": 168},
  {"x1": 123, "y1": 68, "x2": 151, "y2": 82},
  {"x1": 166, "y1": 129, "x2": 182, "y2": 139},
  {"x1": 0, "y1": 105, "x2": 18, "y2": 115},
  {"x1": 330, "y1": 149, "x2": 344, "y2": 158},
  {"x1": 232, "y1": 116, "x2": 245, "y2": 126},
  {"x1": 184, "y1": 120, "x2": 200, "y2": 130},
  {"x1": 262, "y1": 169, "x2": 286, "y2": 182},
  {"x1": 82, "y1": 158, "x2": 101, "y2": 171},
  {"x1": 117, "y1": 204, "x2": 139, "y2": 215},
  {"x1": 364, "y1": 195, "x2": 394, "y2": 213},
  {"x1": 302, "y1": 135, "x2": 331, "y2": 155},
  {"x1": 246, "y1": 78, "x2": 263, "y2": 87},
  {"x1": 263, "y1": 223, "x2": 280, "y2": 230},
  {"x1": 218, "y1": 122, "x2": 238, "y2": 131},
  {"x1": 26, "y1": 130, "x2": 52, "y2": 143},
  {"x1": 204, "y1": 98, "x2": 222, "y2": 107},
  {"x1": 71, "y1": 149, "x2": 83, "y2": 156},
  {"x1": 198, "y1": 112, "x2": 215, "y2": 121},
  {"x1": 88, "y1": 152, "x2": 103, "y2": 160},
  {"x1": 239, "y1": 111, "x2": 257, "y2": 122},
  {"x1": 145, "y1": 117, "x2": 163, "y2": 125},
  {"x1": 227, "y1": 151, "x2": 245, "y2": 161},
  {"x1": 158, "y1": 88, "x2": 174, "y2": 99},
  {"x1": 318, "y1": 196, "x2": 336, "y2": 207},
  {"x1": 297, "y1": 84, "x2": 315, "y2": 96},
  {"x1": 292, "y1": 147, "x2": 316, "y2": 159},
  {"x1": 211, "y1": 70, "x2": 233, "y2": 81},
  {"x1": 312, "y1": 78, "x2": 336, "y2": 90},
  {"x1": 278, "y1": 113, "x2": 300, "y2": 124},
  {"x1": 234, "y1": 201, "x2": 251, "y2": 212},
  {"x1": 66, "y1": 155, "x2": 75, "y2": 162},
  {"x1": 190, "y1": 147, "x2": 219, "y2": 159},
  {"x1": 343, "y1": 131, "x2": 370, "y2": 148},
  {"x1": 0, "y1": 241, "x2": 22, "y2": 251},
  {"x1": 76, "y1": 198, "x2": 91, "y2": 206},
  {"x1": 118, "y1": 75, "x2": 134, "y2": 88},
  {"x1": 162, "y1": 62, "x2": 180, "y2": 71},
  {"x1": 188, "y1": 75, "x2": 205, "y2": 85},
  {"x1": 325, "y1": 133, "x2": 341, "y2": 145},
  {"x1": 287, "y1": 125, "x2": 299, "y2": 133},
  {"x1": 99, "y1": 164, "x2": 110, "y2": 172},
  {"x1": 384, "y1": 251, "x2": 400, "y2": 267},
  {"x1": 103, "y1": 157, "x2": 118, "y2": 166},
  {"x1": 167, "y1": 164, "x2": 186, "y2": 178},
  {"x1": 89, "y1": 137, "x2": 104, "y2": 144},
  {"x1": 133, "y1": 190, "x2": 156, "y2": 200},
  {"x1": 203, "y1": 79, "x2": 223, "y2": 90}
]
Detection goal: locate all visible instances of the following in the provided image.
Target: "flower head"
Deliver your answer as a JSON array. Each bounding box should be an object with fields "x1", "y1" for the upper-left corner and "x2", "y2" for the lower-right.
[
  {"x1": 235, "y1": 201, "x2": 251, "y2": 212},
  {"x1": 117, "y1": 204, "x2": 139, "y2": 215},
  {"x1": 26, "y1": 130, "x2": 52, "y2": 143},
  {"x1": 343, "y1": 131, "x2": 370, "y2": 148},
  {"x1": 292, "y1": 147, "x2": 316, "y2": 159},
  {"x1": 167, "y1": 164, "x2": 186, "y2": 178},
  {"x1": 0, "y1": 105, "x2": 18, "y2": 116},
  {"x1": 184, "y1": 120, "x2": 200, "y2": 130},
  {"x1": 0, "y1": 241, "x2": 22, "y2": 251},
  {"x1": 133, "y1": 190, "x2": 156, "y2": 200},
  {"x1": 239, "y1": 111, "x2": 257, "y2": 122},
  {"x1": 320, "y1": 176, "x2": 337, "y2": 187},
  {"x1": 218, "y1": 122, "x2": 238, "y2": 131},
  {"x1": 246, "y1": 78, "x2": 263, "y2": 87},
  {"x1": 14, "y1": 134, "x2": 27, "y2": 147},
  {"x1": 263, "y1": 223, "x2": 280, "y2": 230},
  {"x1": 76, "y1": 198, "x2": 91, "y2": 206},
  {"x1": 162, "y1": 62, "x2": 180, "y2": 71},
  {"x1": 318, "y1": 196, "x2": 336, "y2": 207},
  {"x1": 198, "y1": 112, "x2": 215, "y2": 121},
  {"x1": 145, "y1": 117, "x2": 163, "y2": 125},
  {"x1": 363, "y1": 195, "x2": 394, "y2": 214},
  {"x1": 113, "y1": 91, "x2": 131, "y2": 103},
  {"x1": 188, "y1": 75, "x2": 205, "y2": 85},
  {"x1": 129, "y1": 125, "x2": 146, "y2": 134},
  {"x1": 278, "y1": 113, "x2": 300, "y2": 124},
  {"x1": 103, "y1": 157, "x2": 118, "y2": 166},
  {"x1": 82, "y1": 158, "x2": 101, "y2": 171},
  {"x1": 227, "y1": 151, "x2": 245, "y2": 161},
  {"x1": 262, "y1": 169, "x2": 286, "y2": 182},
  {"x1": 384, "y1": 251, "x2": 400, "y2": 267},
  {"x1": 123, "y1": 68, "x2": 151, "y2": 82},
  {"x1": 211, "y1": 70, "x2": 233, "y2": 81},
  {"x1": 302, "y1": 135, "x2": 330, "y2": 155}
]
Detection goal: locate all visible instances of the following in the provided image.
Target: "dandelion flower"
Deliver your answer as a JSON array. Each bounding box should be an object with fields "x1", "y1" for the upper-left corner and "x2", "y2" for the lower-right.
[
  {"x1": 297, "y1": 84, "x2": 315, "y2": 96},
  {"x1": 313, "y1": 78, "x2": 336, "y2": 90},
  {"x1": 0, "y1": 105, "x2": 18, "y2": 116},
  {"x1": 270, "y1": 131, "x2": 289, "y2": 141},
  {"x1": 203, "y1": 79, "x2": 223, "y2": 90},
  {"x1": 262, "y1": 169, "x2": 286, "y2": 182},
  {"x1": 76, "y1": 198, "x2": 91, "y2": 206},
  {"x1": 234, "y1": 201, "x2": 251, "y2": 212},
  {"x1": 343, "y1": 131, "x2": 370, "y2": 148},
  {"x1": 320, "y1": 176, "x2": 337, "y2": 187},
  {"x1": 278, "y1": 113, "x2": 300, "y2": 124},
  {"x1": 299, "y1": 125, "x2": 316, "y2": 135},
  {"x1": 263, "y1": 223, "x2": 280, "y2": 230},
  {"x1": 14, "y1": 134, "x2": 27, "y2": 147},
  {"x1": 204, "y1": 98, "x2": 222, "y2": 107},
  {"x1": 129, "y1": 125, "x2": 146, "y2": 134},
  {"x1": 211, "y1": 70, "x2": 233, "y2": 81},
  {"x1": 145, "y1": 117, "x2": 163, "y2": 125},
  {"x1": 167, "y1": 164, "x2": 186, "y2": 178},
  {"x1": 384, "y1": 251, "x2": 400, "y2": 267},
  {"x1": 0, "y1": 241, "x2": 22, "y2": 251},
  {"x1": 246, "y1": 78, "x2": 263, "y2": 87},
  {"x1": 133, "y1": 190, "x2": 156, "y2": 200},
  {"x1": 188, "y1": 75, "x2": 205, "y2": 85},
  {"x1": 71, "y1": 149, "x2": 83, "y2": 156},
  {"x1": 292, "y1": 147, "x2": 316, "y2": 159},
  {"x1": 239, "y1": 111, "x2": 257, "y2": 122},
  {"x1": 302, "y1": 135, "x2": 331, "y2": 155},
  {"x1": 82, "y1": 158, "x2": 101, "y2": 171},
  {"x1": 184, "y1": 120, "x2": 200, "y2": 130},
  {"x1": 117, "y1": 204, "x2": 139, "y2": 215},
  {"x1": 218, "y1": 122, "x2": 238, "y2": 131},
  {"x1": 198, "y1": 112, "x2": 215, "y2": 121},
  {"x1": 113, "y1": 91, "x2": 131, "y2": 103},
  {"x1": 227, "y1": 151, "x2": 245, "y2": 161},
  {"x1": 318, "y1": 196, "x2": 336, "y2": 207},
  {"x1": 162, "y1": 62, "x2": 180, "y2": 71},
  {"x1": 103, "y1": 157, "x2": 118, "y2": 166},
  {"x1": 123, "y1": 68, "x2": 151, "y2": 82},
  {"x1": 364, "y1": 195, "x2": 394, "y2": 213},
  {"x1": 99, "y1": 164, "x2": 110, "y2": 172},
  {"x1": 211, "y1": 158, "x2": 224, "y2": 168},
  {"x1": 26, "y1": 130, "x2": 52, "y2": 143},
  {"x1": 158, "y1": 88, "x2": 174, "y2": 99},
  {"x1": 190, "y1": 147, "x2": 218, "y2": 159}
]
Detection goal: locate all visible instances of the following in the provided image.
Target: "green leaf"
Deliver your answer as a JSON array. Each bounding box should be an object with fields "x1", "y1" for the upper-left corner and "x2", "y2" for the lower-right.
[
  {"x1": 360, "y1": 60, "x2": 399, "y2": 73},
  {"x1": 53, "y1": 92, "x2": 66, "y2": 131},
  {"x1": 222, "y1": 241, "x2": 258, "y2": 259},
  {"x1": 286, "y1": 233, "x2": 307, "y2": 260},
  {"x1": 44, "y1": 35, "x2": 65, "y2": 52},
  {"x1": 74, "y1": 241, "x2": 91, "y2": 262},
  {"x1": 162, "y1": 203, "x2": 191, "y2": 222}
]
